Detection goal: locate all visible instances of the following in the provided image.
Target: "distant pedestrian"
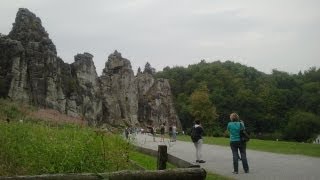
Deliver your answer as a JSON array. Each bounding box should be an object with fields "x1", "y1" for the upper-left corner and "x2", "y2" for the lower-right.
[
  {"x1": 191, "y1": 120, "x2": 205, "y2": 163},
  {"x1": 172, "y1": 124, "x2": 177, "y2": 142},
  {"x1": 125, "y1": 127, "x2": 129, "y2": 139},
  {"x1": 148, "y1": 125, "x2": 156, "y2": 142},
  {"x1": 227, "y1": 113, "x2": 249, "y2": 174},
  {"x1": 169, "y1": 125, "x2": 173, "y2": 141},
  {"x1": 160, "y1": 123, "x2": 165, "y2": 142}
]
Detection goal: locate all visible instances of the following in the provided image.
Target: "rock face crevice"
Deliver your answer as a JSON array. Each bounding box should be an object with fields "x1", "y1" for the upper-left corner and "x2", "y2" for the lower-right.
[{"x1": 0, "y1": 8, "x2": 180, "y2": 128}]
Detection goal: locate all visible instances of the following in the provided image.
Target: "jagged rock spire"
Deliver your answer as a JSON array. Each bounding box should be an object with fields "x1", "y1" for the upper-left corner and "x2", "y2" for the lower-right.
[
  {"x1": 8, "y1": 8, "x2": 56, "y2": 54},
  {"x1": 108, "y1": 50, "x2": 122, "y2": 59},
  {"x1": 103, "y1": 50, "x2": 132, "y2": 75}
]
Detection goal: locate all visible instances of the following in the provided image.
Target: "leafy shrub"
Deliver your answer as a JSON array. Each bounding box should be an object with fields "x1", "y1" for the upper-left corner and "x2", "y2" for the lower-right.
[{"x1": 283, "y1": 111, "x2": 320, "y2": 142}]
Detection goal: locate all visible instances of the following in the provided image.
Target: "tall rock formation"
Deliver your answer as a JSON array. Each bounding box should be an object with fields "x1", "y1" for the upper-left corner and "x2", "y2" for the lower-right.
[
  {"x1": 70, "y1": 53, "x2": 102, "y2": 125},
  {"x1": 137, "y1": 63, "x2": 180, "y2": 127},
  {"x1": 100, "y1": 51, "x2": 139, "y2": 126},
  {"x1": 0, "y1": 8, "x2": 180, "y2": 128},
  {"x1": 1, "y1": 8, "x2": 64, "y2": 108}
]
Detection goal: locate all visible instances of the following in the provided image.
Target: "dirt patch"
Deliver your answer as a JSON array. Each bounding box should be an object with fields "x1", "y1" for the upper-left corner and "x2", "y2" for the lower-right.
[{"x1": 29, "y1": 109, "x2": 87, "y2": 126}]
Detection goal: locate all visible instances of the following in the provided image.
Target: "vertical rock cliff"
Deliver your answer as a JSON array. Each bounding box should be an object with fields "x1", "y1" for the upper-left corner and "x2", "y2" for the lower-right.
[
  {"x1": 136, "y1": 63, "x2": 180, "y2": 127},
  {"x1": 0, "y1": 8, "x2": 180, "y2": 128}
]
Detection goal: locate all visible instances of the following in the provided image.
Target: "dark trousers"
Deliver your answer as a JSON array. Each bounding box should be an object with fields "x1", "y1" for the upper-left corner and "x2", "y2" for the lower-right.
[{"x1": 230, "y1": 141, "x2": 249, "y2": 172}]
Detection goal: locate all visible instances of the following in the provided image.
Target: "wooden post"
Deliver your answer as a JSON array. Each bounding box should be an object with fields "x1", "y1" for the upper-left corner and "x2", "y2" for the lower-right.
[{"x1": 157, "y1": 145, "x2": 167, "y2": 170}]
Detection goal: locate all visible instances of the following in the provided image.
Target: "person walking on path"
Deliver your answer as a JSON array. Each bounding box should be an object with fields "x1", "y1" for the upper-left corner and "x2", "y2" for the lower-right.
[
  {"x1": 169, "y1": 125, "x2": 173, "y2": 141},
  {"x1": 160, "y1": 123, "x2": 165, "y2": 142},
  {"x1": 148, "y1": 125, "x2": 156, "y2": 142},
  {"x1": 172, "y1": 124, "x2": 177, "y2": 142},
  {"x1": 227, "y1": 113, "x2": 249, "y2": 174},
  {"x1": 191, "y1": 120, "x2": 205, "y2": 163},
  {"x1": 125, "y1": 127, "x2": 129, "y2": 139}
]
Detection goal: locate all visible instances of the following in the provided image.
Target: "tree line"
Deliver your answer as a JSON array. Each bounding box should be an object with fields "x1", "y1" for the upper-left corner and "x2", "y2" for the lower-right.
[{"x1": 155, "y1": 60, "x2": 320, "y2": 142}]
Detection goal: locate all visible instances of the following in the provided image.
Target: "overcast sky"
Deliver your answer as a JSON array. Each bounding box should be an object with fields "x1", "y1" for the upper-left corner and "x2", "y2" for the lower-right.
[{"x1": 1, "y1": 0, "x2": 319, "y2": 75}]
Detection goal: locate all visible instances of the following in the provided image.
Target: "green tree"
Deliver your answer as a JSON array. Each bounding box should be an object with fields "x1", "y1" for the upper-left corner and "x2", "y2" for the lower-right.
[
  {"x1": 156, "y1": 60, "x2": 319, "y2": 141},
  {"x1": 190, "y1": 84, "x2": 218, "y2": 135},
  {"x1": 284, "y1": 111, "x2": 320, "y2": 142}
]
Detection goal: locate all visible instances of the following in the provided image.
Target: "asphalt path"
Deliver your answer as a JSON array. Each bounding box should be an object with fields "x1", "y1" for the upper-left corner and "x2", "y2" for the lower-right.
[{"x1": 133, "y1": 133, "x2": 320, "y2": 180}]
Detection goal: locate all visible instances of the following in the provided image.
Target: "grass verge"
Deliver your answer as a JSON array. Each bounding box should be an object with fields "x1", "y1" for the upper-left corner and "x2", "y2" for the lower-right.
[
  {"x1": 177, "y1": 135, "x2": 320, "y2": 157},
  {"x1": 129, "y1": 151, "x2": 175, "y2": 170}
]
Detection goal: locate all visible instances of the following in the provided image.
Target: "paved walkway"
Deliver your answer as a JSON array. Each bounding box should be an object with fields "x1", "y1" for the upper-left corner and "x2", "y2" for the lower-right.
[{"x1": 133, "y1": 133, "x2": 320, "y2": 180}]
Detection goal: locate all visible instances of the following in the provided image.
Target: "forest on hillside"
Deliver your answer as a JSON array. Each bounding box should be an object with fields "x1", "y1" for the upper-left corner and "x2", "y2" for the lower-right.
[{"x1": 156, "y1": 60, "x2": 320, "y2": 142}]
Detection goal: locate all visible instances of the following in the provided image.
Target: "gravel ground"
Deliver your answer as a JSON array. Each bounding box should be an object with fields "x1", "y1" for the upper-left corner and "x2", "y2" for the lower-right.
[{"x1": 134, "y1": 133, "x2": 320, "y2": 180}]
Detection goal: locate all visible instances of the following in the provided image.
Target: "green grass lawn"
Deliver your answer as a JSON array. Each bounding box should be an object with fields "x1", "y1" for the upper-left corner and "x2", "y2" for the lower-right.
[
  {"x1": 177, "y1": 135, "x2": 320, "y2": 157},
  {"x1": 129, "y1": 151, "x2": 175, "y2": 170}
]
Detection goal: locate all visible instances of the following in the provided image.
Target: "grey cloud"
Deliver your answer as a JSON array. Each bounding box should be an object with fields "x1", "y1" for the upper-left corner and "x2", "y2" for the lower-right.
[{"x1": 0, "y1": 0, "x2": 319, "y2": 75}]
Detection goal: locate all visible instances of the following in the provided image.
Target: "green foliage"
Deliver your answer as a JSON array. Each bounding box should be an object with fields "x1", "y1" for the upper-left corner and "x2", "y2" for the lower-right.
[
  {"x1": 156, "y1": 61, "x2": 320, "y2": 141},
  {"x1": 190, "y1": 84, "x2": 218, "y2": 135},
  {"x1": 0, "y1": 121, "x2": 132, "y2": 176},
  {"x1": 284, "y1": 111, "x2": 320, "y2": 142},
  {"x1": 175, "y1": 93, "x2": 192, "y2": 129}
]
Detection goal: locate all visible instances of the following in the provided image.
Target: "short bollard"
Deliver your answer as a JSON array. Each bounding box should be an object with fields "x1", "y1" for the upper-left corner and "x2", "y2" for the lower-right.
[{"x1": 157, "y1": 145, "x2": 167, "y2": 170}]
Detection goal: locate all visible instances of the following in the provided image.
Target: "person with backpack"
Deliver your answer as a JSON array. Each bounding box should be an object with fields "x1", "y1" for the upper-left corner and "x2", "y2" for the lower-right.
[
  {"x1": 227, "y1": 113, "x2": 249, "y2": 174},
  {"x1": 191, "y1": 120, "x2": 205, "y2": 163}
]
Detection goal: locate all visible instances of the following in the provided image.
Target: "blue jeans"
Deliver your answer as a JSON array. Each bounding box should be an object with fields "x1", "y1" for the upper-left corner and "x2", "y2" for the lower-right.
[{"x1": 230, "y1": 141, "x2": 249, "y2": 172}]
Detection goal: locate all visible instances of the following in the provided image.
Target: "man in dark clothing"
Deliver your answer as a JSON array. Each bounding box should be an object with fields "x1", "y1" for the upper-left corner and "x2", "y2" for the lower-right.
[
  {"x1": 160, "y1": 123, "x2": 165, "y2": 142},
  {"x1": 147, "y1": 126, "x2": 156, "y2": 142},
  {"x1": 191, "y1": 120, "x2": 205, "y2": 163}
]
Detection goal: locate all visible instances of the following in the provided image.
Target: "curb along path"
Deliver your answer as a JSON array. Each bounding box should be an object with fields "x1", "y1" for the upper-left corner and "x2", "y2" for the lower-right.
[{"x1": 134, "y1": 133, "x2": 320, "y2": 180}]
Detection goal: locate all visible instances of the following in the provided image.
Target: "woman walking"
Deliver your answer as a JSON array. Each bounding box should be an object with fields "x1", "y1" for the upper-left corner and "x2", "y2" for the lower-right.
[{"x1": 227, "y1": 113, "x2": 249, "y2": 174}]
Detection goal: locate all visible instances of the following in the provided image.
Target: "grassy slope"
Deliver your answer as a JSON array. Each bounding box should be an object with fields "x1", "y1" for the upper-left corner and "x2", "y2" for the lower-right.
[
  {"x1": 0, "y1": 121, "x2": 132, "y2": 175},
  {"x1": 178, "y1": 135, "x2": 320, "y2": 157},
  {"x1": 0, "y1": 100, "x2": 231, "y2": 179}
]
